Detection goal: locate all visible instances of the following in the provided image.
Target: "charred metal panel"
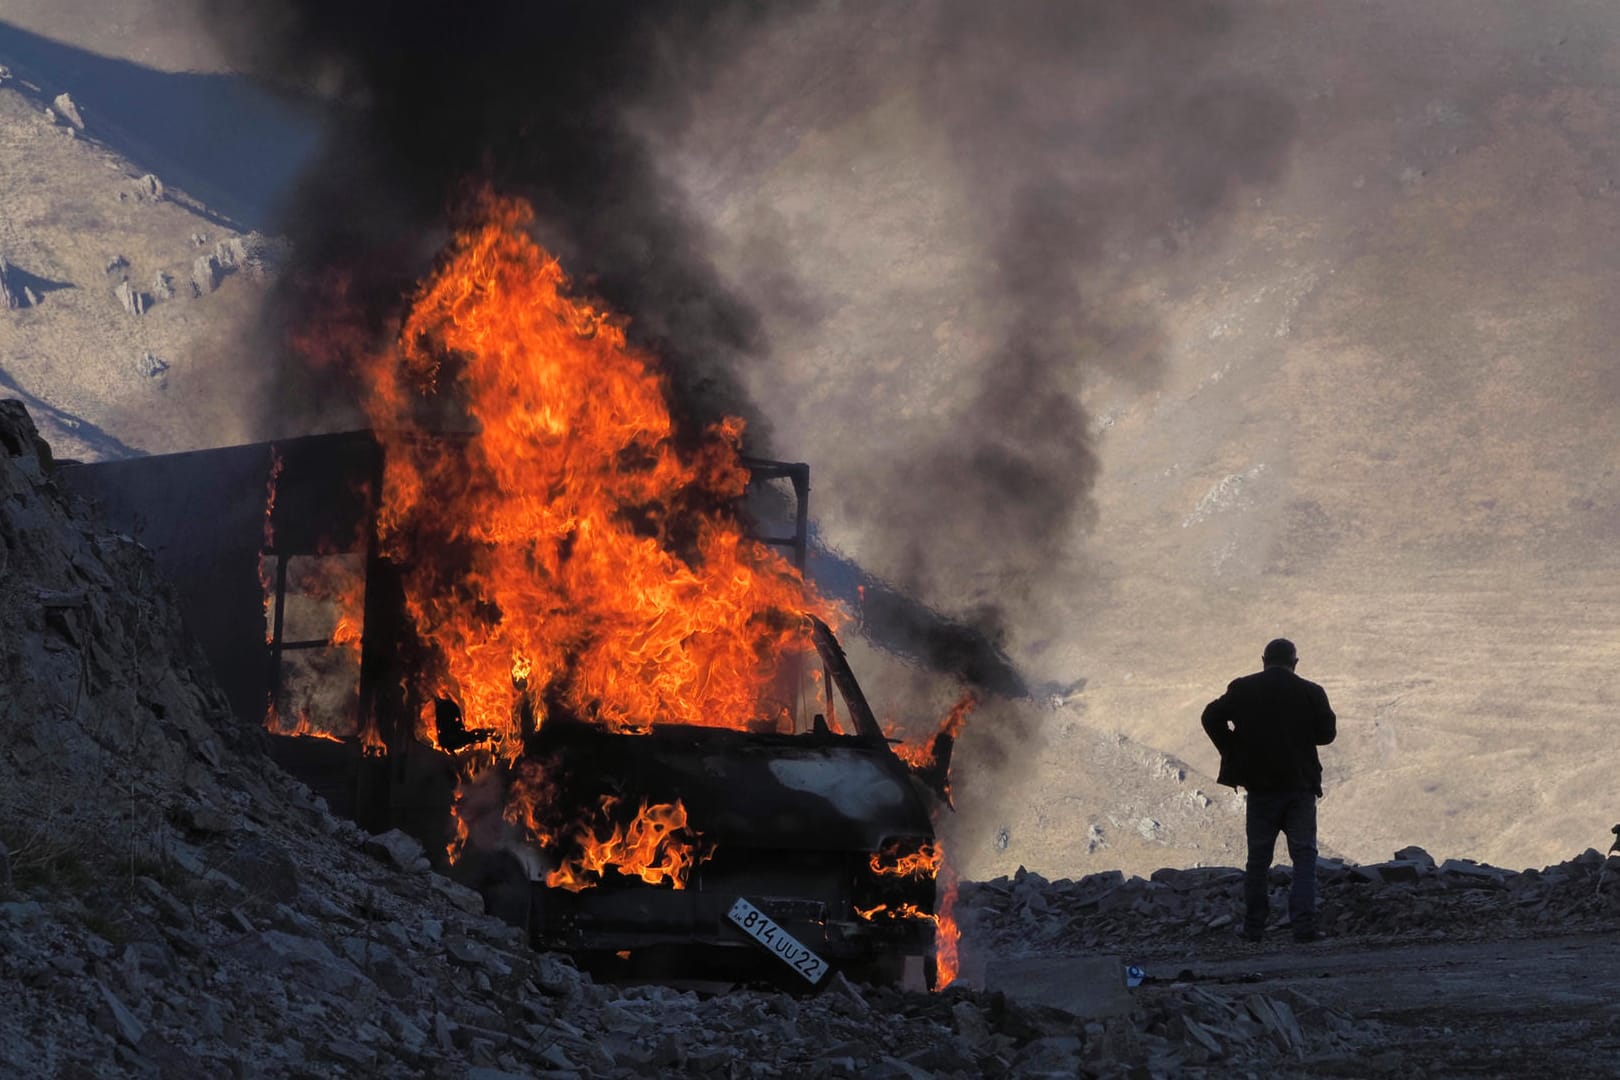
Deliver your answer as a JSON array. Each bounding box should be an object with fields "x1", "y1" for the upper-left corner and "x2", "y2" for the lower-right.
[
  {"x1": 59, "y1": 432, "x2": 381, "y2": 728},
  {"x1": 534, "y1": 852, "x2": 934, "y2": 960},
  {"x1": 522, "y1": 722, "x2": 934, "y2": 853},
  {"x1": 523, "y1": 721, "x2": 939, "y2": 961},
  {"x1": 738, "y1": 457, "x2": 809, "y2": 573}
]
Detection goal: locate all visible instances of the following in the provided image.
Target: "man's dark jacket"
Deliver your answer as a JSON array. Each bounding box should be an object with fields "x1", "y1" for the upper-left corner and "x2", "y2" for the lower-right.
[{"x1": 1201, "y1": 666, "x2": 1336, "y2": 795}]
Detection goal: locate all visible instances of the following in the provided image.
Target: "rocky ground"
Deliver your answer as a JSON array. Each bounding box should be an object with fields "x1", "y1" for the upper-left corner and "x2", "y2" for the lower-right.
[
  {"x1": 957, "y1": 845, "x2": 1620, "y2": 1077},
  {"x1": 3, "y1": 392, "x2": 1616, "y2": 1079},
  {"x1": 962, "y1": 844, "x2": 1620, "y2": 957}
]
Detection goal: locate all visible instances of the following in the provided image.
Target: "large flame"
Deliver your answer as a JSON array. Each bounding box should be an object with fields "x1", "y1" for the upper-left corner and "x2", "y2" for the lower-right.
[
  {"x1": 935, "y1": 860, "x2": 961, "y2": 988},
  {"x1": 359, "y1": 193, "x2": 832, "y2": 746},
  {"x1": 276, "y1": 191, "x2": 977, "y2": 981},
  {"x1": 317, "y1": 191, "x2": 839, "y2": 882}
]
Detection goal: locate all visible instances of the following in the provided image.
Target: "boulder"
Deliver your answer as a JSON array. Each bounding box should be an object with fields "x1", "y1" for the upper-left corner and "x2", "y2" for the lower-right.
[
  {"x1": 230, "y1": 930, "x2": 373, "y2": 996},
  {"x1": 192, "y1": 254, "x2": 221, "y2": 295},
  {"x1": 115, "y1": 279, "x2": 145, "y2": 315},
  {"x1": 1440, "y1": 859, "x2": 1507, "y2": 887},
  {"x1": 444, "y1": 933, "x2": 514, "y2": 977},
  {"x1": 428, "y1": 872, "x2": 485, "y2": 914},
  {"x1": 1393, "y1": 845, "x2": 1437, "y2": 869},
  {"x1": 0, "y1": 258, "x2": 29, "y2": 310},
  {"x1": 217, "y1": 837, "x2": 300, "y2": 903},
  {"x1": 363, "y1": 828, "x2": 426, "y2": 871},
  {"x1": 94, "y1": 979, "x2": 146, "y2": 1047},
  {"x1": 51, "y1": 92, "x2": 84, "y2": 129}
]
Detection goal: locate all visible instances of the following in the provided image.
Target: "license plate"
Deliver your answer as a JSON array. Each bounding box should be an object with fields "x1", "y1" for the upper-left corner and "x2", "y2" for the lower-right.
[{"x1": 726, "y1": 897, "x2": 828, "y2": 985}]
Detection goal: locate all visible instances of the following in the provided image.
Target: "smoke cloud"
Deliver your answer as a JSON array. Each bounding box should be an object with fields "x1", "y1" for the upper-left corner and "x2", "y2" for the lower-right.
[
  {"x1": 206, "y1": 0, "x2": 1297, "y2": 695},
  {"x1": 908, "y1": 1, "x2": 1294, "y2": 643},
  {"x1": 202, "y1": 0, "x2": 789, "y2": 437},
  {"x1": 668, "y1": 2, "x2": 1299, "y2": 683}
]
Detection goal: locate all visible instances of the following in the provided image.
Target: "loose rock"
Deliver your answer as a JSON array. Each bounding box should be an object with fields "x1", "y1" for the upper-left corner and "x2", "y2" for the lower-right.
[{"x1": 51, "y1": 92, "x2": 84, "y2": 130}]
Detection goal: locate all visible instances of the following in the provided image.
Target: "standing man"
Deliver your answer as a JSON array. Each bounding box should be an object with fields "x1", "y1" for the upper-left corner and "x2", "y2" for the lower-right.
[{"x1": 1201, "y1": 638, "x2": 1336, "y2": 943}]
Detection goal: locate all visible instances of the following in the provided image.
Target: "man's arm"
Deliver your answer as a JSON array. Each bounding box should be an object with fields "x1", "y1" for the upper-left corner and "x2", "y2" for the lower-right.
[
  {"x1": 1312, "y1": 684, "x2": 1337, "y2": 746},
  {"x1": 1201, "y1": 690, "x2": 1238, "y2": 752}
]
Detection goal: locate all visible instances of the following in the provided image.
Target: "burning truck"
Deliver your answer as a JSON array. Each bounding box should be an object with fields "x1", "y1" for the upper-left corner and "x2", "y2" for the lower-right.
[{"x1": 62, "y1": 195, "x2": 965, "y2": 988}]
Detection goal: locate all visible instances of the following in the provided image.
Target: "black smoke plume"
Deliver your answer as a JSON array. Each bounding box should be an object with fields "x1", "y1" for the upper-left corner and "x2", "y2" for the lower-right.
[
  {"x1": 206, "y1": 0, "x2": 1297, "y2": 697},
  {"x1": 202, "y1": 0, "x2": 787, "y2": 437},
  {"x1": 807, "y1": 1, "x2": 1299, "y2": 675}
]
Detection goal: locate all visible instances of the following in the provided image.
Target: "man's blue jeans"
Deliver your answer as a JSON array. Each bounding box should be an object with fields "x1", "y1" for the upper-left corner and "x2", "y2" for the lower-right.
[{"x1": 1244, "y1": 789, "x2": 1318, "y2": 935}]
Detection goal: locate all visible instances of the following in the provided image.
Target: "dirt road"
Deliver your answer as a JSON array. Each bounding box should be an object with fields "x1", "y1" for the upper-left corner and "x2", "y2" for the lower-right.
[{"x1": 985, "y1": 931, "x2": 1620, "y2": 1077}]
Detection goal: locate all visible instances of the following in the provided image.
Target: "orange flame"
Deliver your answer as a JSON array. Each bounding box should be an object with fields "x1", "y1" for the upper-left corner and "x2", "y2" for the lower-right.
[
  {"x1": 544, "y1": 797, "x2": 707, "y2": 892},
  {"x1": 855, "y1": 838, "x2": 961, "y2": 989},
  {"x1": 447, "y1": 783, "x2": 471, "y2": 863},
  {"x1": 265, "y1": 705, "x2": 344, "y2": 743},
  {"x1": 330, "y1": 617, "x2": 361, "y2": 651},
  {"x1": 870, "y1": 840, "x2": 943, "y2": 879},
  {"x1": 333, "y1": 192, "x2": 837, "y2": 754},
  {"x1": 499, "y1": 759, "x2": 714, "y2": 891},
  {"x1": 501, "y1": 756, "x2": 560, "y2": 837},
  {"x1": 853, "y1": 902, "x2": 934, "y2": 922},
  {"x1": 359, "y1": 712, "x2": 386, "y2": 757},
  {"x1": 935, "y1": 859, "x2": 961, "y2": 988},
  {"x1": 892, "y1": 742, "x2": 928, "y2": 770},
  {"x1": 298, "y1": 190, "x2": 851, "y2": 877},
  {"x1": 894, "y1": 690, "x2": 977, "y2": 804}
]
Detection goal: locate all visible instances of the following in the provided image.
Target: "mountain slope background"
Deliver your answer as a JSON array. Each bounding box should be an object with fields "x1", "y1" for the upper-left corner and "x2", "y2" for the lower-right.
[{"x1": 1, "y1": 1, "x2": 1615, "y2": 880}]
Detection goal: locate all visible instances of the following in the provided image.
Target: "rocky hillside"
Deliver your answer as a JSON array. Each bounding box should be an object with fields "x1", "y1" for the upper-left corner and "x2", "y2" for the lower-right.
[
  {"x1": 2, "y1": 397, "x2": 1394, "y2": 1078},
  {"x1": 0, "y1": 22, "x2": 311, "y2": 461}
]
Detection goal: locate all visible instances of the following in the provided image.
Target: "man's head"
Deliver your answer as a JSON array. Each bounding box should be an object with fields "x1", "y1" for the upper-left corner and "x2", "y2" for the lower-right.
[{"x1": 1262, "y1": 638, "x2": 1298, "y2": 669}]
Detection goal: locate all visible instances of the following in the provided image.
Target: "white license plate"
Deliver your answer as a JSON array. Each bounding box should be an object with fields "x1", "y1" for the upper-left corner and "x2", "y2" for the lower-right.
[{"x1": 726, "y1": 897, "x2": 828, "y2": 985}]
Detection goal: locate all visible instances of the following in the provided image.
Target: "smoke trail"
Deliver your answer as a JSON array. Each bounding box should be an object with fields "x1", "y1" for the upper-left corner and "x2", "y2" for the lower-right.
[
  {"x1": 923, "y1": 0, "x2": 1293, "y2": 636},
  {"x1": 743, "y1": 1, "x2": 1301, "y2": 675}
]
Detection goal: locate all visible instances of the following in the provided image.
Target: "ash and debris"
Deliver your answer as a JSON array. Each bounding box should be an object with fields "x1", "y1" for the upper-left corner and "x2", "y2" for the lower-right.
[{"x1": 1, "y1": 394, "x2": 1610, "y2": 1078}]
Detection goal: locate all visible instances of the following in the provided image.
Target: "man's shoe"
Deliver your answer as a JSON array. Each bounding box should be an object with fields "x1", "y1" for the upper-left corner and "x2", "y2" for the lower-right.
[
  {"x1": 1291, "y1": 927, "x2": 1324, "y2": 943},
  {"x1": 1240, "y1": 926, "x2": 1264, "y2": 943}
]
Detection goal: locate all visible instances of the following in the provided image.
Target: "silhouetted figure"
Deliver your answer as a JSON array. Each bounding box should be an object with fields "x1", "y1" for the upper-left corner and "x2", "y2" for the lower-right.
[{"x1": 1202, "y1": 638, "x2": 1336, "y2": 943}]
